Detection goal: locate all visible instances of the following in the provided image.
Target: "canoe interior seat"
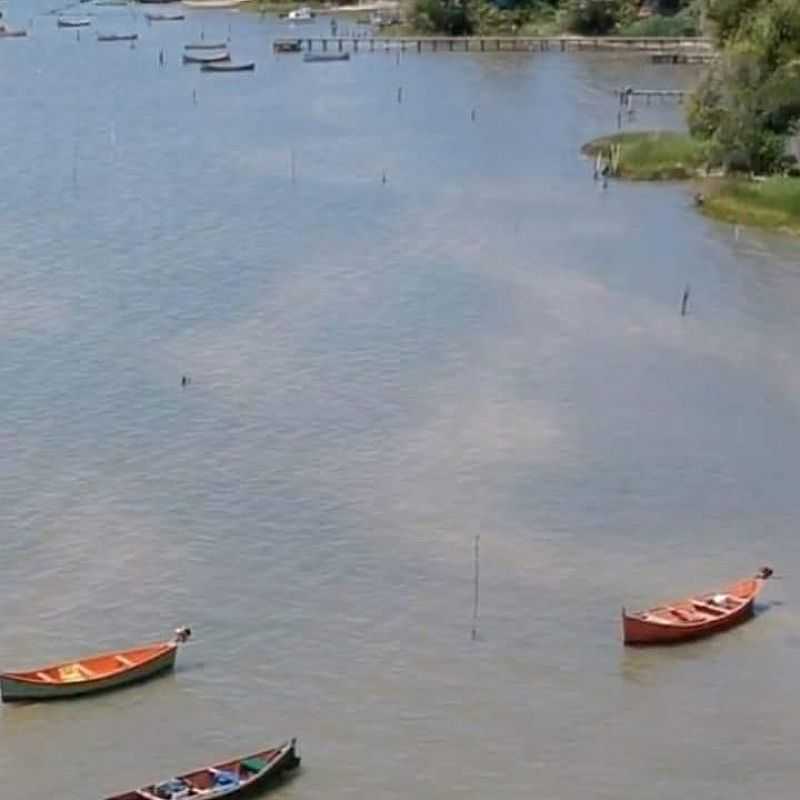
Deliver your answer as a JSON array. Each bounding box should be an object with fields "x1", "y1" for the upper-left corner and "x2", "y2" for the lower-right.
[
  {"x1": 36, "y1": 671, "x2": 55, "y2": 683},
  {"x1": 115, "y1": 654, "x2": 136, "y2": 668},
  {"x1": 240, "y1": 757, "x2": 267, "y2": 774},
  {"x1": 691, "y1": 601, "x2": 725, "y2": 616}
]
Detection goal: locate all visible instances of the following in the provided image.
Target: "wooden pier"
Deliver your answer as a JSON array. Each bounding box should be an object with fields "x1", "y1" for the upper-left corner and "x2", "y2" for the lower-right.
[
  {"x1": 296, "y1": 35, "x2": 712, "y2": 55},
  {"x1": 651, "y1": 52, "x2": 715, "y2": 64},
  {"x1": 618, "y1": 87, "x2": 688, "y2": 103}
]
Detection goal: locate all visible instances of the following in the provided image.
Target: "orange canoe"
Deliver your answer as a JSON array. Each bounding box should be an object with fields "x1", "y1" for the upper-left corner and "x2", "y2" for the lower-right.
[
  {"x1": 622, "y1": 568, "x2": 772, "y2": 645},
  {"x1": 0, "y1": 627, "x2": 191, "y2": 701}
]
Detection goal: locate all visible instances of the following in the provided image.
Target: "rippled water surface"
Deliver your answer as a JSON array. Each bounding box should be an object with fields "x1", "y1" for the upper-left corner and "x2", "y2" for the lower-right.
[{"x1": 2, "y1": 3, "x2": 800, "y2": 798}]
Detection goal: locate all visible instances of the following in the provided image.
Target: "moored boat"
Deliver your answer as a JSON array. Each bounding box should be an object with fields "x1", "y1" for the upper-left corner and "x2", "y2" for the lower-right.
[
  {"x1": 273, "y1": 38, "x2": 301, "y2": 53},
  {"x1": 201, "y1": 60, "x2": 254, "y2": 71},
  {"x1": 303, "y1": 51, "x2": 349, "y2": 62},
  {"x1": 58, "y1": 16, "x2": 92, "y2": 27},
  {"x1": 183, "y1": 48, "x2": 229, "y2": 62},
  {"x1": 0, "y1": 627, "x2": 191, "y2": 701},
  {"x1": 181, "y1": 0, "x2": 249, "y2": 7},
  {"x1": 286, "y1": 6, "x2": 314, "y2": 21},
  {"x1": 145, "y1": 11, "x2": 185, "y2": 19},
  {"x1": 622, "y1": 568, "x2": 773, "y2": 645},
  {"x1": 0, "y1": 28, "x2": 28, "y2": 37},
  {"x1": 97, "y1": 32, "x2": 138, "y2": 40},
  {"x1": 185, "y1": 40, "x2": 228, "y2": 49},
  {"x1": 102, "y1": 739, "x2": 300, "y2": 800}
]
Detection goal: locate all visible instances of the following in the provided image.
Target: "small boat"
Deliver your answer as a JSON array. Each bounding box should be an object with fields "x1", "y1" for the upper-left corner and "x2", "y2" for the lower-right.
[
  {"x1": 145, "y1": 11, "x2": 185, "y2": 20},
  {"x1": 58, "y1": 17, "x2": 92, "y2": 27},
  {"x1": 201, "y1": 60, "x2": 254, "y2": 71},
  {"x1": 0, "y1": 28, "x2": 28, "y2": 37},
  {"x1": 181, "y1": 0, "x2": 249, "y2": 7},
  {"x1": 0, "y1": 627, "x2": 191, "y2": 701},
  {"x1": 286, "y1": 6, "x2": 314, "y2": 21},
  {"x1": 185, "y1": 41, "x2": 228, "y2": 49},
  {"x1": 303, "y1": 52, "x2": 349, "y2": 62},
  {"x1": 622, "y1": 567, "x2": 773, "y2": 645},
  {"x1": 97, "y1": 32, "x2": 138, "y2": 40},
  {"x1": 183, "y1": 49, "x2": 229, "y2": 62},
  {"x1": 273, "y1": 38, "x2": 301, "y2": 53},
  {"x1": 94, "y1": 1, "x2": 131, "y2": 6},
  {"x1": 102, "y1": 739, "x2": 300, "y2": 800}
]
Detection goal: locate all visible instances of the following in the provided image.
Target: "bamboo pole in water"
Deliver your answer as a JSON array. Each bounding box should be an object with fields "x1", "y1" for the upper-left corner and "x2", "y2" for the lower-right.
[{"x1": 471, "y1": 535, "x2": 480, "y2": 641}]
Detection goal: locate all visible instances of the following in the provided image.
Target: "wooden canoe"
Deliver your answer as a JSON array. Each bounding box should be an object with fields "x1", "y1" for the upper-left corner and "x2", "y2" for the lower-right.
[
  {"x1": 201, "y1": 60, "x2": 254, "y2": 71},
  {"x1": 185, "y1": 41, "x2": 229, "y2": 49},
  {"x1": 58, "y1": 17, "x2": 92, "y2": 27},
  {"x1": 0, "y1": 627, "x2": 191, "y2": 701},
  {"x1": 0, "y1": 29, "x2": 28, "y2": 37},
  {"x1": 622, "y1": 568, "x2": 772, "y2": 645},
  {"x1": 103, "y1": 739, "x2": 300, "y2": 800},
  {"x1": 183, "y1": 49, "x2": 229, "y2": 63},
  {"x1": 145, "y1": 12, "x2": 185, "y2": 20},
  {"x1": 97, "y1": 33, "x2": 139, "y2": 41}
]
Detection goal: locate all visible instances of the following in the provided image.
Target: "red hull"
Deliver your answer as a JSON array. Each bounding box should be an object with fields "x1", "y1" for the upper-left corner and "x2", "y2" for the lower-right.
[{"x1": 622, "y1": 572, "x2": 769, "y2": 646}]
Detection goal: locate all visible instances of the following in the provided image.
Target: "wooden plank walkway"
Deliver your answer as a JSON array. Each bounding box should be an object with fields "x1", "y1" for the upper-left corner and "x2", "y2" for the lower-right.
[{"x1": 296, "y1": 35, "x2": 713, "y2": 54}]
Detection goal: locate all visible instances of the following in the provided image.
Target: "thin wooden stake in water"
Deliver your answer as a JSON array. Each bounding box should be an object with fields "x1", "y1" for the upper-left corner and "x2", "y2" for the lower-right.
[
  {"x1": 291, "y1": 150, "x2": 296, "y2": 183},
  {"x1": 471, "y1": 535, "x2": 480, "y2": 641}
]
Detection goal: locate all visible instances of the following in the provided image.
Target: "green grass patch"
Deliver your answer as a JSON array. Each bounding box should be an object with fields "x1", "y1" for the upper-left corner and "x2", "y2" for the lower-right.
[
  {"x1": 582, "y1": 131, "x2": 707, "y2": 180},
  {"x1": 702, "y1": 177, "x2": 800, "y2": 235}
]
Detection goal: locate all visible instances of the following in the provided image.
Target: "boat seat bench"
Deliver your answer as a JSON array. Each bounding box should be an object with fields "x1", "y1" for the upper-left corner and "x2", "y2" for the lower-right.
[{"x1": 115, "y1": 655, "x2": 136, "y2": 668}]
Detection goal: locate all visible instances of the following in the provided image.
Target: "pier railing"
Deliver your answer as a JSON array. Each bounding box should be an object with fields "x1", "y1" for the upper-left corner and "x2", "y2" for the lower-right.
[{"x1": 294, "y1": 36, "x2": 713, "y2": 54}]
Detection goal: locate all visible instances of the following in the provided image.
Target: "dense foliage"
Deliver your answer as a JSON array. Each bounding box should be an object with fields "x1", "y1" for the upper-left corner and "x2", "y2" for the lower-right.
[
  {"x1": 411, "y1": 0, "x2": 700, "y2": 37},
  {"x1": 688, "y1": 0, "x2": 800, "y2": 173}
]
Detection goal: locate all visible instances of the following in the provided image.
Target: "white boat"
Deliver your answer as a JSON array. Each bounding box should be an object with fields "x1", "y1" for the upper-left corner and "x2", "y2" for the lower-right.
[
  {"x1": 287, "y1": 6, "x2": 314, "y2": 21},
  {"x1": 181, "y1": 0, "x2": 249, "y2": 7}
]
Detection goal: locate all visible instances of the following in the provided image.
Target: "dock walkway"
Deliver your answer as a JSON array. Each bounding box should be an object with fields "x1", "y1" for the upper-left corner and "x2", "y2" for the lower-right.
[{"x1": 296, "y1": 35, "x2": 713, "y2": 54}]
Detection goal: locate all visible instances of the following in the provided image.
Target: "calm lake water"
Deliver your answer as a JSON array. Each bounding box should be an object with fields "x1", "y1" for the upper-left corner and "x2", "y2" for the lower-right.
[{"x1": 2, "y1": 3, "x2": 800, "y2": 798}]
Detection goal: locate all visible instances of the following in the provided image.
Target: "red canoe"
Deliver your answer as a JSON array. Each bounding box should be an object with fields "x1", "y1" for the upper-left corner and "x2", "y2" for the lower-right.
[{"x1": 622, "y1": 567, "x2": 772, "y2": 645}]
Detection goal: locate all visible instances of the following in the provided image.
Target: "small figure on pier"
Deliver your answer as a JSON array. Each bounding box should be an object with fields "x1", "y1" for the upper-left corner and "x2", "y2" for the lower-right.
[
  {"x1": 181, "y1": 375, "x2": 191, "y2": 387},
  {"x1": 681, "y1": 285, "x2": 690, "y2": 316}
]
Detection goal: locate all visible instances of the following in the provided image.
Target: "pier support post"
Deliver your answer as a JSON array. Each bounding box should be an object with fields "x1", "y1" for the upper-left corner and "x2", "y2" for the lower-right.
[
  {"x1": 560, "y1": 38, "x2": 565, "y2": 51},
  {"x1": 416, "y1": 39, "x2": 421, "y2": 52},
  {"x1": 370, "y1": 38, "x2": 374, "y2": 51},
  {"x1": 323, "y1": 39, "x2": 327, "y2": 51},
  {"x1": 448, "y1": 39, "x2": 453, "y2": 51},
  {"x1": 480, "y1": 39, "x2": 484, "y2": 51},
  {"x1": 338, "y1": 39, "x2": 342, "y2": 51}
]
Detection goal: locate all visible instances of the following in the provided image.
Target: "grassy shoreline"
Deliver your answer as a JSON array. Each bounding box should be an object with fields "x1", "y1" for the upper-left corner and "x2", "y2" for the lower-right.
[{"x1": 583, "y1": 131, "x2": 800, "y2": 236}]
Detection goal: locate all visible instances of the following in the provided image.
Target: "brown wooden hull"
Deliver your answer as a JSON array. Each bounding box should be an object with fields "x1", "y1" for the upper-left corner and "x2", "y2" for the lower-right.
[
  {"x1": 623, "y1": 596, "x2": 755, "y2": 645},
  {"x1": 103, "y1": 739, "x2": 300, "y2": 800}
]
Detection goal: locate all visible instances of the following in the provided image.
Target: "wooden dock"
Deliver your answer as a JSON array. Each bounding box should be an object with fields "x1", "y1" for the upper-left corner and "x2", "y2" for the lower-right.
[
  {"x1": 296, "y1": 35, "x2": 712, "y2": 54},
  {"x1": 618, "y1": 87, "x2": 688, "y2": 103},
  {"x1": 651, "y1": 52, "x2": 715, "y2": 64}
]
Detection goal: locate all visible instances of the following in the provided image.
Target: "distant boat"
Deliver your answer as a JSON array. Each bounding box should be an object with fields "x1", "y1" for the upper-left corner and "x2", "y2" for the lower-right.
[
  {"x1": 622, "y1": 568, "x2": 773, "y2": 645},
  {"x1": 58, "y1": 17, "x2": 92, "y2": 27},
  {"x1": 145, "y1": 11, "x2": 185, "y2": 19},
  {"x1": 273, "y1": 38, "x2": 301, "y2": 53},
  {"x1": 0, "y1": 28, "x2": 28, "y2": 37},
  {"x1": 101, "y1": 739, "x2": 300, "y2": 800},
  {"x1": 181, "y1": 0, "x2": 249, "y2": 7},
  {"x1": 201, "y1": 60, "x2": 254, "y2": 71},
  {"x1": 94, "y1": 1, "x2": 130, "y2": 6},
  {"x1": 286, "y1": 6, "x2": 314, "y2": 21},
  {"x1": 303, "y1": 52, "x2": 349, "y2": 62},
  {"x1": 185, "y1": 41, "x2": 228, "y2": 49},
  {"x1": 138, "y1": 0, "x2": 180, "y2": 4},
  {"x1": 0, "y1": 627, "x2": 192, "y2": 701},
  {"x1": 183, "y1": 49, "x2": 229, "y2": 62},
  {"x1": 97, "y1": 32, "x2": 138, "y2": 41}
]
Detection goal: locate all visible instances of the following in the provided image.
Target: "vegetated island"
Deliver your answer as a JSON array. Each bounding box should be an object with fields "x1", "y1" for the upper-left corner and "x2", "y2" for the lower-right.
[{"x1": 583, "y1": 0, "x2": 800, "y2": 237}]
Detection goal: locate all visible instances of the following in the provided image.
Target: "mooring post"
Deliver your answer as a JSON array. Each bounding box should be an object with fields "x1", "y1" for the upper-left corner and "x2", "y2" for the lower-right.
[
  {"x1": 448, "y1": 39, "x2": 453, "y2": 51},
  {"x1": 323, "y1": 39, "x2": 327, "y2": 51},
  {"x1": 416, "y1": 39, "x2": 421, "y2": 52},
  {"x1": 480, "y1": 38, "x2": 485, "y2": 51},
  {"x1": 560, "y1": 38, "x2": 565, "y2": 52},
  {"x1": 338, "y1": 38, "x2": 342, "y2": 51}
]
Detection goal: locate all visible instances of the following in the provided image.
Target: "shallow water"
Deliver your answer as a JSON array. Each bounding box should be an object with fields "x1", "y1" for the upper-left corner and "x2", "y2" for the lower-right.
[{"x1": 1, "y1": 4, "x2": 800, "y2": 798}]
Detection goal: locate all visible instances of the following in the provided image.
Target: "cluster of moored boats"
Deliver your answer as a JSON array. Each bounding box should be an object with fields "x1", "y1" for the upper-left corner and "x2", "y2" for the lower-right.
[{"x1": 0, "y1": 627, "x2": 300, "y2": 798}]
